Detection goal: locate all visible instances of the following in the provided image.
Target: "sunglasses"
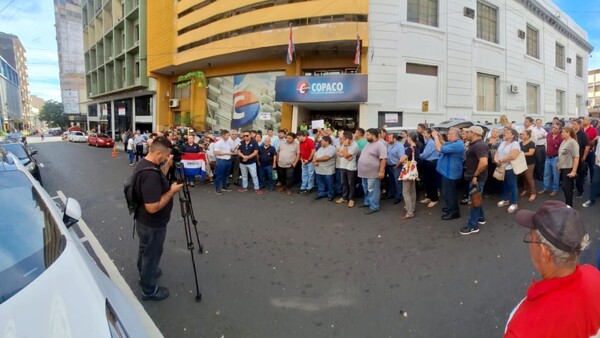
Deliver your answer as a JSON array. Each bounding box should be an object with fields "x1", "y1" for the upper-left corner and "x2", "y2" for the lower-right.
[{"x1": 243, "y1": 135, "x2": 250, "y2": 137}]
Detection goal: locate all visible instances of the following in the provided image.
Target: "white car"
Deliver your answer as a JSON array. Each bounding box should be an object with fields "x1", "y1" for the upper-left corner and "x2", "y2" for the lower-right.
[
  {"x1": 68, "y1": 131, "x2": 87, "y2": 143},
  {"x1": 0, "y1": 147, "x2": 150, "y2": 337}
]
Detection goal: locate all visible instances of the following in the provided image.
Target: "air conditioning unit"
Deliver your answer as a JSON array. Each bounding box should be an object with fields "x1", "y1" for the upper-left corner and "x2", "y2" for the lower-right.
[
  {"x1": 567, "y1": 57, "x2": 572, "y2": 64},
  {"x1": 463, "y1": 7, "x2": 475, "y2": 19},
  {"x1": 518, "y1": 30, "x2": 525, "y2": 39},
  {"x1": 510, "y1": 85, "x2": 519, "y2": 94},
  {"x1": 169, "y1": 99, "x2": 179, "y2": 108}
]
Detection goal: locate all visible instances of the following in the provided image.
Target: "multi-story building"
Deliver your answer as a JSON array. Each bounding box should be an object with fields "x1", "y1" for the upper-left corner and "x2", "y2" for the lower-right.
[
  {"x1": 30, "y1": 95, "x2": 46, "y2": 131},
  {"x1": 148, "y1": 0, "x2": 368, "y2": 132},
  {"x1": 369, "y1": 0, "x2": 593, "y2": 127},
  {"x1": 0, "y1": 32, "x2": 29, "y2": 130},
  {"x1": 82, "y1": 0, "x2": 155, "y2": 138},
  {"x1": 54, "y1": 0, "x2": 87, "y2": 127},
  {"x1": 0, "y1": 55, "x2": 21, "y2": 132},
  {"x1": 589, "y1": 69, "x2": 600, "y2": 116}
]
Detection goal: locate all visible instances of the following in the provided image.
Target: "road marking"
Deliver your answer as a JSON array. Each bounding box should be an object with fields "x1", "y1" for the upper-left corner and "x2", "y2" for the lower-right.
[{"x1": 56, "y1": 190, "x2": 163, "y2": 338}]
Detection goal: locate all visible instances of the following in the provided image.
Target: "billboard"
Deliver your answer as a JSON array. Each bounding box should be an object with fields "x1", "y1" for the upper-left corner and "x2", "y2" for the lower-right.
[
  {"x1": 206, "y1": 72, "x2": 284, "y2": 131},
  {"x1": 275, "y1": 74, "x2": 367, "y2": 103}
]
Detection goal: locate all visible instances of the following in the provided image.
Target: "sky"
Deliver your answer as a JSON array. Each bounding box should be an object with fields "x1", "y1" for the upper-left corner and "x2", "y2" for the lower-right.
[{"x1": 0, "y1": 0, "x2": 598, "y2": 103}]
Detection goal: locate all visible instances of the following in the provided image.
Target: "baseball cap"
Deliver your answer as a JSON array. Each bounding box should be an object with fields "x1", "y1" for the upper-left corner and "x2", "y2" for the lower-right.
[
  {"x1": 466, "y1": 126, "x2": 484, "y2": 136},
  {"x1": 515, "y1": 200, "x2": 587, "y2": 253}
]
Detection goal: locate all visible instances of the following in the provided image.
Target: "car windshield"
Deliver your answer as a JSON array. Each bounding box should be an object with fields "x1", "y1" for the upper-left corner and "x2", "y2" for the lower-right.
[
  {"x1": 74, "y1": 132, "x2": 83, "y2": 136},
  {"x1": 97, "y1": 134, "x2": 109, "y2": 138},
  {"x1": 0, "y1": 143, "x2": 28, "y2": 160},
  {"x1": 0, "y1": 171, "x2": 64, "y2": 304}
]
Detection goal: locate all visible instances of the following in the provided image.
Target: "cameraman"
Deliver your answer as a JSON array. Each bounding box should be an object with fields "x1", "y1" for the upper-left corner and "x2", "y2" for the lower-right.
[{"x1": 134, "y1": 136, "x2": 183, "y2": 301}]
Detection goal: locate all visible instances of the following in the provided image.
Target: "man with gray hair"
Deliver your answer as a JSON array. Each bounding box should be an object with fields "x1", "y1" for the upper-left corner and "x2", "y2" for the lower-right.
[
  {"x1": 504, "y1": 200, "x2": 600, "y2": 337},
  {"x1": 432, "y1": 127, "x2": 464, "y2": 220}
]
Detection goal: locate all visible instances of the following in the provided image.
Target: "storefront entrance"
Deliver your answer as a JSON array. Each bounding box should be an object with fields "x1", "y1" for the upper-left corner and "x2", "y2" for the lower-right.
[{"x1": 310, "y1": 110, "x2": 358, "y2": 131}]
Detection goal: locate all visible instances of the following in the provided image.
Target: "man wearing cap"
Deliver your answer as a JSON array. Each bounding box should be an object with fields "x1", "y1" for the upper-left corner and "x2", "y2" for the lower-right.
[
  {"x1": 459, "y1": 126, "x2": 488, "y2": 235},
  {"x1": 505, "y1": 200, "x2": 600, "y2": 337}
]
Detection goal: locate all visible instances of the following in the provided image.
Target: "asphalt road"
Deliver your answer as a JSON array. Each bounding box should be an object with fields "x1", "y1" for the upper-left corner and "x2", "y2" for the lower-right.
[{"x1": 29, "y1": 135, "x2": 600, "y2": 338}]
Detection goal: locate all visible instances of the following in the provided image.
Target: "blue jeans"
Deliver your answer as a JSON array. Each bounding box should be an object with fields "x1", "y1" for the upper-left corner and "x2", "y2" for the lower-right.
[
  {"x1": 362, "y1": 178, "x2": 381, "y2": 211},
  {"x1": 136, "y1": 220, "x2": 167, "y2": 295},
  {"x1": 441, "y1": 177, "x2": 460, "y2": 216},
  {"x1": 240, "y1": 162, "x2": 259, "y2": 190},
  {"x1": 301, "y1": 162, "x2": 315, "y2": 190},
  {"x1": 543, "y1": 156, "x2": 560, "y2": 192},
  {"x1": 259, "y1": 165, "x2": 274, "y2": 189},
  {"x1": 384, "y1": 164, "x2": 403, "y2": 200},
  {"x1": 334, "y1": 168, "x2": 343, "y2": 195},
  {"x1": 467, "y1": 181, "x2": 485, "y2": 229},
  {"x1": 128, "y1": 149, "x2": 135, "y2": 164},
  {"x1": 503, "y1": 169, "x2": 518, "y2": 205},
  {"x1": 214, "y1": 159, "x2": 231, "y2": 191},
  {"x1": 316, "y1": 173, "x2": 334, "y2": 198}
]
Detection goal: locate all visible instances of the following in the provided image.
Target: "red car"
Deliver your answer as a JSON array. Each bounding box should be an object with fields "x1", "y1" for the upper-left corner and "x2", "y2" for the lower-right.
[{"x1": 87, "y1": 133, "x2": 114, "y2": 147}]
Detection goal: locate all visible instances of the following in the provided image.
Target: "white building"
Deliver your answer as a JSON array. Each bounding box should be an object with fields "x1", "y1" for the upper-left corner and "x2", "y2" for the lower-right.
[{"x1": 366, "y1": 0, "x2": 594, "y2": 128}]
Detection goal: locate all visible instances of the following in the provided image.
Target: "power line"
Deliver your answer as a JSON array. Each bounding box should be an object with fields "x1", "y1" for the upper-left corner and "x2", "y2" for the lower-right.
[{"x1": 0, "y1": 0, "x2": 16, "y2": 15}]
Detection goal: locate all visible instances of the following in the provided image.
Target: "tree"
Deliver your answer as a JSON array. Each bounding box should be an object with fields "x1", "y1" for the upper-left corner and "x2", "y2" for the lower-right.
[
  {"x1": 38, "y1": 100, "x2": 68, "y2": 128},
  {"x1": 176, "y1": 71, "x2": 207, "y2": 89}
]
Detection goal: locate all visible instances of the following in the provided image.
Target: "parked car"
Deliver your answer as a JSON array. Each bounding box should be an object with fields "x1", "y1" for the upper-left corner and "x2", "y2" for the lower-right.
[
  {"x1": 0, "y1": 142, "x2": 42, "y2": 185},
  {"x1": 6, "y1": 132, "x2": 24, "y2": 143},
  {"x1": 0, "y1": 149, "x2": 150, "y2": 338},
  {"x1": 88, "y1": 133, "x2": 115, "y2": 147},
  {"x1": 68, "y1": 131, "x2": 87, "y2": 143},
  {"x1": 49, "y1": 128, "x2": 62, "y2": 136}
]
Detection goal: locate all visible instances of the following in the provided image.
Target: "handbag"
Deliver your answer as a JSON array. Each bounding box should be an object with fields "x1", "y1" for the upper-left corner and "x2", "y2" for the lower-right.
[
  {"x1": 469, "y1": 183, "x2": 482, "y2": 208},
  {"x1": 493, "y1": 165, "x2": 505, "y2": 181},
  {"x1": 511, "y1": 151, "x2": 528, "y2": 175},
  {"x1": 399, "y1": 147, "x2": 419, "y2": 181}
]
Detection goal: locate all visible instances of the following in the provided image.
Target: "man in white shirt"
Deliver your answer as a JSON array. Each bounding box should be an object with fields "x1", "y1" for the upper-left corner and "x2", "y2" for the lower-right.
[
  {"x1": 534, "y1": 118, "x2": 548, "y2": 180},
  {"x1": 214, "y1": 130, "x2": 234, "y2": 194},
  {"x1": 228, "y1": 130, "x2": 241, "y2": 186}
]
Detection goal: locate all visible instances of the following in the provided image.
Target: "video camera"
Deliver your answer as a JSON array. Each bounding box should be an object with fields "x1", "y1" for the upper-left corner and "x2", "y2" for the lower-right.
[{"x1": 171, "y1": 144, "x2": 184, "y2": 163}]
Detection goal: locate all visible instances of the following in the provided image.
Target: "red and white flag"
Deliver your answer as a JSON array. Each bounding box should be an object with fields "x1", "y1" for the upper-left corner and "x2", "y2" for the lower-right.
[
  {"x1": 353, "y1": 34, "x2": 361, "y2": 65},
  {"x1": 286, "y1": 26, "x2": 295, "y2": 65}
]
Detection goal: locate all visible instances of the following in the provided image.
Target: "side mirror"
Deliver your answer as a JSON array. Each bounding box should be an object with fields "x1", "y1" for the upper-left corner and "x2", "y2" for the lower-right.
[{"x1": 62, "y1": 198, "x2": 82, "y2": 228}]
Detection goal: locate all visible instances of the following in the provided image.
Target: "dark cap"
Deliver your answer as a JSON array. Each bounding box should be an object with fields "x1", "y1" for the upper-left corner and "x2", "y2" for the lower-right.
[{"x1": 515, "y1": 200, "x2": 587, "y2": 253}]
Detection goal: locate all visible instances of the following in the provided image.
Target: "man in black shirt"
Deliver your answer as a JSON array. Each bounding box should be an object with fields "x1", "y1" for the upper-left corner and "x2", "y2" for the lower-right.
[
  {"x1": 134, "y1": 136, "x2": 183, "y2": 301},
  {"x1": 237, "y1": 131, "x2": 262, "y2": 194},
  {"x1": 572, "y1": 119, "x2": 590, "y2": 198},
  {"x1": 258, "y1": 137, "x2": 277, "y2": 191},
  {"x1": 460, "y1": 126, "x2": 488, "y2": 235}
]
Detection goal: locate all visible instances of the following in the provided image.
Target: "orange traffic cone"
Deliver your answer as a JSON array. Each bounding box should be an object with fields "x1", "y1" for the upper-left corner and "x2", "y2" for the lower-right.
[{"x1": 112, "y1": 144, "x2": 117, "y2": 158}]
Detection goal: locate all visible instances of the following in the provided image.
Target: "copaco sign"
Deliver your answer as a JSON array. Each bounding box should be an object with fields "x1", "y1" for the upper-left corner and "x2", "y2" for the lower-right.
[{"x1": 275, "y1": 74, "x2": 367, "y2": 102}]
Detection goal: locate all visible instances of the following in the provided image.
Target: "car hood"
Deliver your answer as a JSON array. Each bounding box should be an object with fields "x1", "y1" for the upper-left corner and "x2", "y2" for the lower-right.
[{"x1": 0, "y1": 236, "x2": 150, "y2": 338}]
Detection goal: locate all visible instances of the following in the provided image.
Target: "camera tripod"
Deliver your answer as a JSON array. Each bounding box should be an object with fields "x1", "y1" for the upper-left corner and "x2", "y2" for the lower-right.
[{"x1": 174, "y1": 162, "x2": 204, "y2": 302}]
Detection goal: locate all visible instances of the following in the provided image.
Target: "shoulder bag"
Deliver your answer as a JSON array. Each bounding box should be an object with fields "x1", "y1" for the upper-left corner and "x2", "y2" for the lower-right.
[
  {"x1": 399, "y1": 147, "x2": 419, "y2": 181},
  {"x1": 511, "y1": 151, "x2": 528, "y2": 175}
]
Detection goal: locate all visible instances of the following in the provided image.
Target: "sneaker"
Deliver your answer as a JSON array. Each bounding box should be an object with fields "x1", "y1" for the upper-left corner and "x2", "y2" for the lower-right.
[
  {"x1": 348, "y1": 200, "x2": 355, "y2": 208},
  {"x1": 537, "y1": 190, "x2": 547, "y2": 195},
  {"x1": 427, "y1": 201, "x2": 438, "y2": 208},
  {"x1": 576, "y1": 193, "x2": 584, "y2": 199},
  {"x1": 497, "y1": 200, "x2": 509, "y2": 207},
  {"x1": 420, "y1": 198, "x2": 431, "y2": 204},
  {"x1": 222, "y1": 188, "x2": 232, "y2": 192},
  {"x1": 336, "y1": 198, "x2": 348, "y2": 204},
  {"x1": 364, "y1": 209, "x2": 379, "y2": 215},
  {"x1": 583, "y1": 200, "x2": 593, "y2": 208},
  {"x1": 237, "y1": 188, "x2": 248, "y2": 193},
  {"x1": 460, "y1": 198, "x2": 469, "y2": 205},
  {"x1": 508, "y1": 204, "x2": 518, "y2": 213},
  {"x1": 550, "y1": 191, "x2": 558, "y2": 197},
  {"x1": 129, "y1": 163, "x2": 134, "y2": 167},
  {"x1": 478, "y1": 218, "x2": 486, "y2": 225},
  {"x1": 215, "y1": 190, "x2": 223, "y2": 195},
  {"x1": 298, "y1": 189, "x2": 307, "y2": 194},
  {"x1": 141, "y1": 286, "x2": 170, "y2": 301},
  {"x1": 459, "y1": 226, "x2": 480, "y2": 235},
  {"x1": 255, "y1": 189, "x2": 263, "y2": 195}
]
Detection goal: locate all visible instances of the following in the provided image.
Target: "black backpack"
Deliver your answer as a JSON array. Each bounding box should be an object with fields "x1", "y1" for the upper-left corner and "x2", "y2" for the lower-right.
[{"x1": 124, "y1": 167, "x2": 161, "y2": 217}]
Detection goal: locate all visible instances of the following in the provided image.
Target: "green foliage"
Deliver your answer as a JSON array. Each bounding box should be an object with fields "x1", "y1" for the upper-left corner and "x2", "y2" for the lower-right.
[
  {"x1": 38, "y1": 100, "x2": 68, "y2": 128},
  {"x1": 176, "y1": 71, "x2": 207, "y2": 89}
]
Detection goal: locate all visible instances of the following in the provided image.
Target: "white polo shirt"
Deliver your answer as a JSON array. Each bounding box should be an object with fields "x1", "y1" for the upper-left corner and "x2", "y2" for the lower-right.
[{"x1": 214, "y1": 139, "x2": 232, "y2": 160}]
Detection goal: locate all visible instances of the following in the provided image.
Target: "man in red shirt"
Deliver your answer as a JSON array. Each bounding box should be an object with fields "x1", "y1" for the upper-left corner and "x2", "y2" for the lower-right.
[
  {"x1": 505, "y1": 200, "x2": 600, "y2": 337},
  {"x1": 297, "y1": 130, "x2": 316, "y2": 194},
  {"x1": 583, "y1": 116, "x2": 598, "y2": 181},
  {"x1": 538, "y1": 123, "x2": 563, "y2": 197}
]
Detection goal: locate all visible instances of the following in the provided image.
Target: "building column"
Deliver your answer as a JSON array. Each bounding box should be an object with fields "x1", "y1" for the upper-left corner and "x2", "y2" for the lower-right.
[{"x1": 291, "y1": 105, "x2": 298, "y2": 132}]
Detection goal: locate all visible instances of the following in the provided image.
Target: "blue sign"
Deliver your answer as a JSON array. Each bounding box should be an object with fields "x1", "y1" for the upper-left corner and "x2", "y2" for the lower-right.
[{"x1": 275, "y1": 74, "x2": 367, "y2": 103}]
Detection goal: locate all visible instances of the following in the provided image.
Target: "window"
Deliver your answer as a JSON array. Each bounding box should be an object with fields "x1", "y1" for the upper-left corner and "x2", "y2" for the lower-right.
[
  {"x1": 407, "y1": 0, "x2": 438, "y2": 27},
  {"x1": 135, "y1": 95, "x2": 152, "y2": 116},
  {"x1": 172, "y1": 85, "x2": 190, "y2": 99},
  {"x1": 134, "y1": 61, "x2": 140, "y2": 78},
  {"x1": 527, "y1": 83, "x2": 539, "y2": 115},
  {"x1": 556, "y1": 90, "x2": 565, "y2": 115},
  {"x1": 526, "y1": 25, "x2": 539, "y2": 59},
  {"x1": 576, "y1": 95, "x2": 582, "y2": 115},
  {"x1": 555, "y1": 43, "x2": 564, "y2": 70},
  {"x1": 88, "y1": 104, "x2": 98, "y2": 117},
  {"x1": 134, "y1": 24, "x2": 139, "y2": 43},
  {"x1": 576, "y1": 55, "x2": 583, "y2": 77},
  {"x1": 477, "y1": 2, "x2": 498, "y2": 43},
  {"x1": 477, "y1": 73, "x2": 498, "y2": 112},
  {"x1": 406, "y1": 63, "x2": 438, "y2": 76}
]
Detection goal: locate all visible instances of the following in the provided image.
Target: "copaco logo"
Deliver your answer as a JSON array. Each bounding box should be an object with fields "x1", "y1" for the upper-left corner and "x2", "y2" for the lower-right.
[{"x1": 296, "y1": 81, "x2": 310, "y2": 95}]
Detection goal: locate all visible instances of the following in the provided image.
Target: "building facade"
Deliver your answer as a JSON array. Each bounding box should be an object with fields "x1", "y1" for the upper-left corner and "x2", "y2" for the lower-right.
[
  {"x1": 54, "y1": 0, "x2": 87, "y2": 126},
  {"x1": 148, "y1": 0, "x2": 368, "y2": 132},
  {"x1": 0, "y1": 32, "x2": 29, "y2": 130},
  {"x1": 589, "y1": 68, "x2": 600, "y2": 116},
  {"x1": 0, "y1": 55, "x2": 21, "y2": 132},
  {"x1": 29, "y1": 95, "x2": 46, "y2": 131},
  {"x1": 368, "y1": 0, "x2": 593, "y2": 128},
  {"x1": 82, "y1": 0, "x2": 155, "y2": 139}
]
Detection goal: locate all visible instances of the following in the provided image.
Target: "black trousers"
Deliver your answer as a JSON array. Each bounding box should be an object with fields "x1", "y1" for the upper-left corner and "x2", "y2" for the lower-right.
[
  {"x1": 441, "y1": 177, "x2": 460, "y2": 216},
  {"x1": 561, "y1": 168, "x2": 575, "y2": 207},
  {"x1": 136, "y1": 220, "x2": 167, "y2": 295},
  {"x1": 341, "y1": 169, "x2": 357, "y2": 201},
  {"x1": 231, "y1": 155, "x2": 240, "y2": 184},
  {"x1": 534, "y1": 146, "x2": 545, "y2": 180},
  {"x1": 278, "y1": 166, "x2": 295, "y2": 189},
  {"x1": 135, "y1": 144, "x2": 144, "y2": 162},
  {"x1": 575, "y1": 161, "x2": 587, "y2": 195},
  {"x1": 422, "y1": 160, "x2": 439, "y2": 202}
]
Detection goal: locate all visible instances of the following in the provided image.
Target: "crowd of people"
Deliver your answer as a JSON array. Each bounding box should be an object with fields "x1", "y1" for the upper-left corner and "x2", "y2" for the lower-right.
[{"x1": 125, "y1": 115, "x2": 600, "y2": 236}]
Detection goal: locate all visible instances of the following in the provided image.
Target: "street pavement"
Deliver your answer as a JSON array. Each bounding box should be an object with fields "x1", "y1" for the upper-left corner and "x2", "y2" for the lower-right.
[{"x1": 28, "y1": 135, "x2": 600, "y2": 337}]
